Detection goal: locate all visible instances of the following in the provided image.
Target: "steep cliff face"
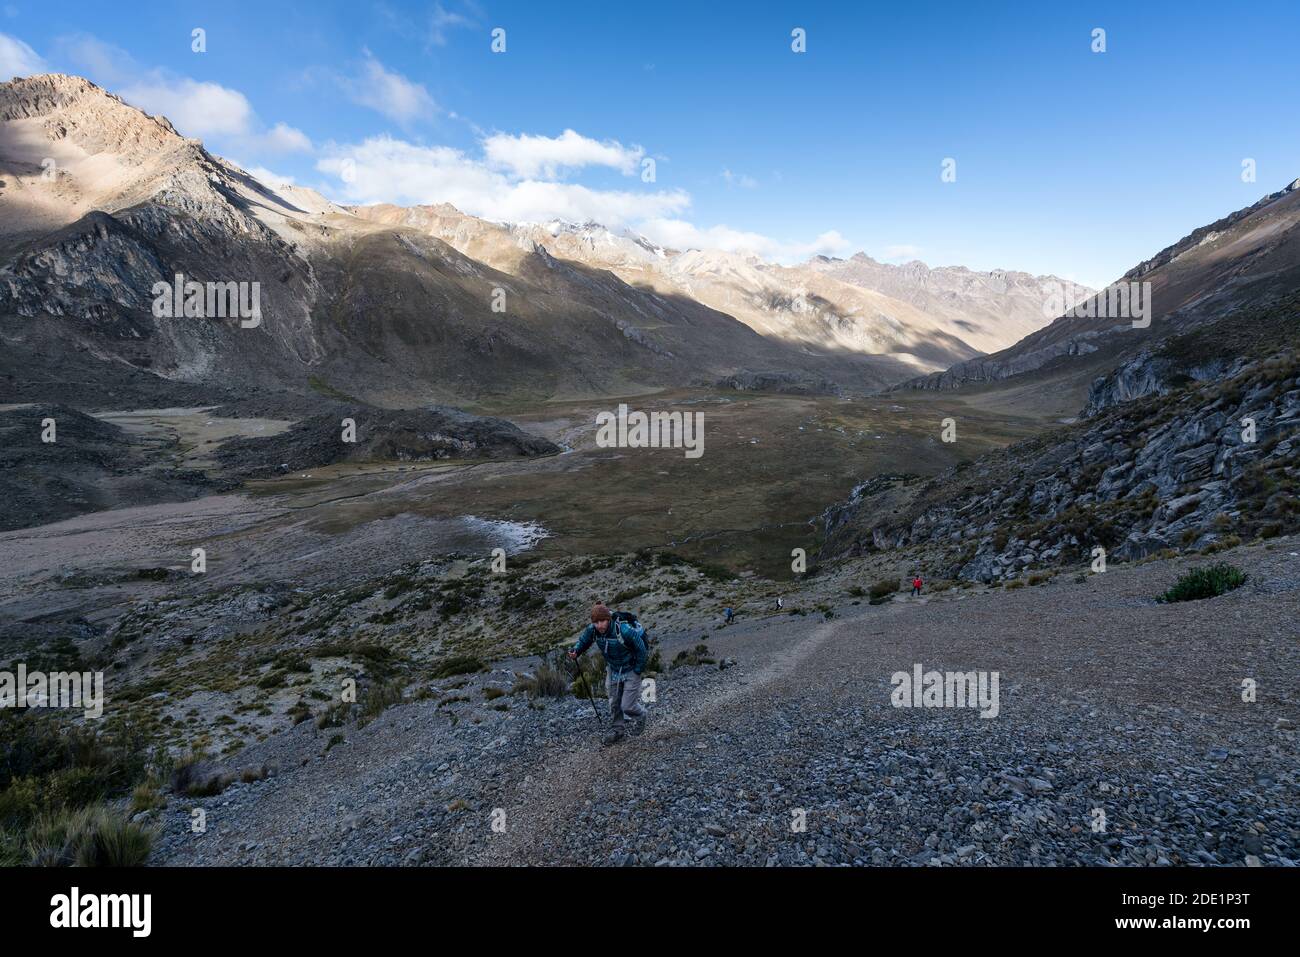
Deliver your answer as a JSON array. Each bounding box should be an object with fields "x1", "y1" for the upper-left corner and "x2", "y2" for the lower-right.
[
  {"x1": 1083, "y1": 291, "x2": 1300, "y2": 415},
  {"x1": 0, "y1": 75, "x2": 326, "y2": 402},
  {"x1": 1082, "y1": 353, "x2": 1243, "y2": 416}
]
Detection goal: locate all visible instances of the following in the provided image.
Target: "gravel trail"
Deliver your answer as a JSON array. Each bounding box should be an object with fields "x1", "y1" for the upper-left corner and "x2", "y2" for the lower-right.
[{"x1": 152, "y1": 539, "x2": 1299, "y2": 867}]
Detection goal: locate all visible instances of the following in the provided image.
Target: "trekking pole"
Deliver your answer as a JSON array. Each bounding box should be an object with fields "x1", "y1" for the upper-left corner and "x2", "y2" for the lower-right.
[
  {"x1": 582, "y1": 671, "x2": 603, "y2": 724},
  {"x1": 564, "y1": 653, "x2": 603, "y2": 724}
]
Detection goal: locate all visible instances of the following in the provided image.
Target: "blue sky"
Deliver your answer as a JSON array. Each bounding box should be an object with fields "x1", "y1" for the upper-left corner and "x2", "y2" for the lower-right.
[{"x1": 2, "y1": 0, "x2": 1297, "y2": 287}]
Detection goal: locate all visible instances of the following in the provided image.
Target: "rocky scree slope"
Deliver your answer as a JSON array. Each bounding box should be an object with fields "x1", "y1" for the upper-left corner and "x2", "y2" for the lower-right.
[
  {"x1": 145, "y1": 540, "x2": 1299, "y2": 867},
  {"x1": 822, "y1": 304, "x2": 1300, "y2": 581}
]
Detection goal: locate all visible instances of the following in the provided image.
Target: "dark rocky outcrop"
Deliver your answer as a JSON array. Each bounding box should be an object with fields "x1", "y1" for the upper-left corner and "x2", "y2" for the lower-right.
[
  {"x1": 822, "y1": 317, "x2": 1300, "y2": 581},
  {"x1": 214, "y1": 406, "x2": 559, "y2": 479},
  {"x1": 0, "y1": 403, "x2": 215, "y2": 530},
  {"x1": 715, "y1": 370, "x2": 842, "y2": 396}
]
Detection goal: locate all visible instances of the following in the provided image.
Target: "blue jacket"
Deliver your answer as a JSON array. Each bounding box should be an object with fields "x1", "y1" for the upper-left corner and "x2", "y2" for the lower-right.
[{"x1": 572, "y1": 620, "x2": 647, "y2": 682}]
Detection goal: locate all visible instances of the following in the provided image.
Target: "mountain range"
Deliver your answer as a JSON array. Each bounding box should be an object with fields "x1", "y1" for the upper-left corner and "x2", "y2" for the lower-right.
[
  {"x1": 0, "y1": 74, "x2": 1088, "y2": 410},
  {"x1": 898, "y1": 176, "x2": 1300, "y2": 395}
]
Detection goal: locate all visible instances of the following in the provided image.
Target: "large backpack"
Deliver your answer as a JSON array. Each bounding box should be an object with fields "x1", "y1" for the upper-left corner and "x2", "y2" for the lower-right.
[{"x1": 610, "y1": 609, "x2": 651, "y2": 648}]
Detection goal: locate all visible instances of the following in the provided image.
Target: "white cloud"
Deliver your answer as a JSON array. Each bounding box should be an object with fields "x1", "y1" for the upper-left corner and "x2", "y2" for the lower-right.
[
  {"x1": 427, "y1": 1, "x2": 475, "y2": 47},
  {"x1": 59, "y1": 35, "x2": 252, "y2": 136},
  {"x1": 56, "y1": 34, "x2": 133, "y2": 86},
  {"x1": 483, "y1": 129, "x2": 643, "y2": 180},
  {"x1": 317, "y1": 135, "x2": 688, "y2": 226},
  {"x1": 639, "y1": 219, "x2": 849, "y2": 262},
  {"x1": 0, "y1": 31, "x2": 46, "y2": 79},
  {"x1": 58, "y1": 34, "x2": 312, "y2": 157},
  {"x1": 372, "y1": 1, "x2": 478, "y2": 51},
  {"x1": 638, "y1": 219, "x2": 774, "y2": 255},
  {"x1": 315, "y1": 133, "x2": 847, "y2": 263},
  {"x1": 496, "y1": 179, "x2": 688, "y2": 226},
  {"x1": 796, "y1": 230, "x2": 852, "y2": 259},
  {"x1": 120, "y1": 76, "x2": 254, "y2": 137},
  {"x1": 258, "y1": 121, "x2": 313, "y2": 153},
  {"x1": 345, "y1": 52, "x2": 437, "y2": 125}
]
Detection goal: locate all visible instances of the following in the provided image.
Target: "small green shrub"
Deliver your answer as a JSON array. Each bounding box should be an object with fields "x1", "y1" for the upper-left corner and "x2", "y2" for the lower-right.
[
  {"x1": 672, "y1": 643, "x2": 715, "y2": 668},
  {"x1": 256, "y1": 670, "x2": 286, "y2": 690},
  {"x1": 287, "y1": 700, "x2": 313, "y2": 725},
  {"x1": 315, "y1": 701, "x2": 351, "y2": 730},
  {"x1": 430, "y1": 656, "x2": 485, "y2": 679},
  {"x1": 1157, "y1": 562, "x2": 1246, "y2": 603},
  {"x1": 501, "y1": 586, "x2": 546, "y2": 613},
  {"x1": 611, "y1": 586, "x2": 649, "y2": 605},
  {"x1": 868, "y1": 579, "x2": 898, "y2": 603}
]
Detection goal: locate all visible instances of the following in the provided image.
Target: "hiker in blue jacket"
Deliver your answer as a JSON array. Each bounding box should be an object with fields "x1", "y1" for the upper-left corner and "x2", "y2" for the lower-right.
[{"x1": 569, "y1": 603, "x2": 648, "y2": 744}]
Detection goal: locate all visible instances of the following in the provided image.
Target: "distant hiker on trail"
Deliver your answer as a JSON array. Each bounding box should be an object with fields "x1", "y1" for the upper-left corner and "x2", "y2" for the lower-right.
[
  {"x1": 776, "y1": 596, "x2": 784, "y2": 610},
  {"x1": 911, "y1": 575, "x2": 923, "y2": 597},
  {"x1": 723, "y1": 606, "x2": 735, "y2": 625},
  {"x1": 568, "y1": 603, "x2": 648, "y2": 745}
]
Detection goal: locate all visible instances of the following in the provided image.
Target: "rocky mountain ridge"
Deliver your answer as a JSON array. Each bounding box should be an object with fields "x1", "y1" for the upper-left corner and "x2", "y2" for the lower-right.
[
  {"x1": 895, "y1": 178, "x2": 1300, "y2": 394},
  {"x1": 822, "y1": 300, "x2": 1300, "y2": 581}
]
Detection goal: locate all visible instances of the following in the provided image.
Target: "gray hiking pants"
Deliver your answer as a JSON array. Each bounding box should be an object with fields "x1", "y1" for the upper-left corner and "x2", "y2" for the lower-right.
[{"x1": 606, "y1": 673, "x2": 646, "y2": 724}]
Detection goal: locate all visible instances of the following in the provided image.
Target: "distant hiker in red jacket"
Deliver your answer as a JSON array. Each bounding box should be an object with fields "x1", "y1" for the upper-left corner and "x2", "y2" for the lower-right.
[{"x1": 911, "y1": 575, "x2": 923, "y2": 596}]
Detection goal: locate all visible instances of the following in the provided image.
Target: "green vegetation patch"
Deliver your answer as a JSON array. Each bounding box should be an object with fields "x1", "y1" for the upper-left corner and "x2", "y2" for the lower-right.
[{"x1": 1157, "y1": 562, "x2": 1246, "y2": 603}]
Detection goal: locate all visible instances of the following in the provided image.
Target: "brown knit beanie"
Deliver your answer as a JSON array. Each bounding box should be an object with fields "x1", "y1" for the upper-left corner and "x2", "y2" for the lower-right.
[{"x1": 590, "y1": 603, "x2": 612, "y2": 622}]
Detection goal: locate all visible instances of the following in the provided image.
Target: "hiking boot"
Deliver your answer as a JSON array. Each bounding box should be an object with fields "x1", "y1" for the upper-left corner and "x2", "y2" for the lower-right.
[
  {"x1": 602, "y1": 725, "x2": 626, "y2": 746},
  {"x1": 630, "y1": 714, "x2": 647, "y2": 736}
]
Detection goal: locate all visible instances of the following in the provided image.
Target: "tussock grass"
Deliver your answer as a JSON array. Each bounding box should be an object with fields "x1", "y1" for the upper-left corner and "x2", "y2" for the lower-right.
[
  {"x1": 358, "y1": 679, "x2": 405, "y2": 726},
  {"x1": 672, "y1": 643, "x2": 715, "y2": 668},
  {"x1": 868, "y1": 579, "x2": 899, "y2": 604},
  {"x1": 26, "y1": 804, "x2": 154, "y2": 867},
  {"x1": 430, "y1": 655, "x2": 485, "y2": 679},
  {"x1": 512, "y1": 654, "x2": 570, "y2": 699},
  {"x1": 0, "y1": 712, "x2": 162, "y2": 866},
  {"x1": 1157, "y1": 562, "x2": 1246, "y2": 603},
  {"x1": 569, "y1": 654, "x2": 606, "y2": 700},
  {"x1": 129, "y1": 782, "x2": 166, "y2": 814}
]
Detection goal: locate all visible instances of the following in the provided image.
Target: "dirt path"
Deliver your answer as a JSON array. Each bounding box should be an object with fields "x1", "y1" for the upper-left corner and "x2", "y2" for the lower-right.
[{"x1": 471, "y1": 617, "x2": 843, "y2": 865}]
